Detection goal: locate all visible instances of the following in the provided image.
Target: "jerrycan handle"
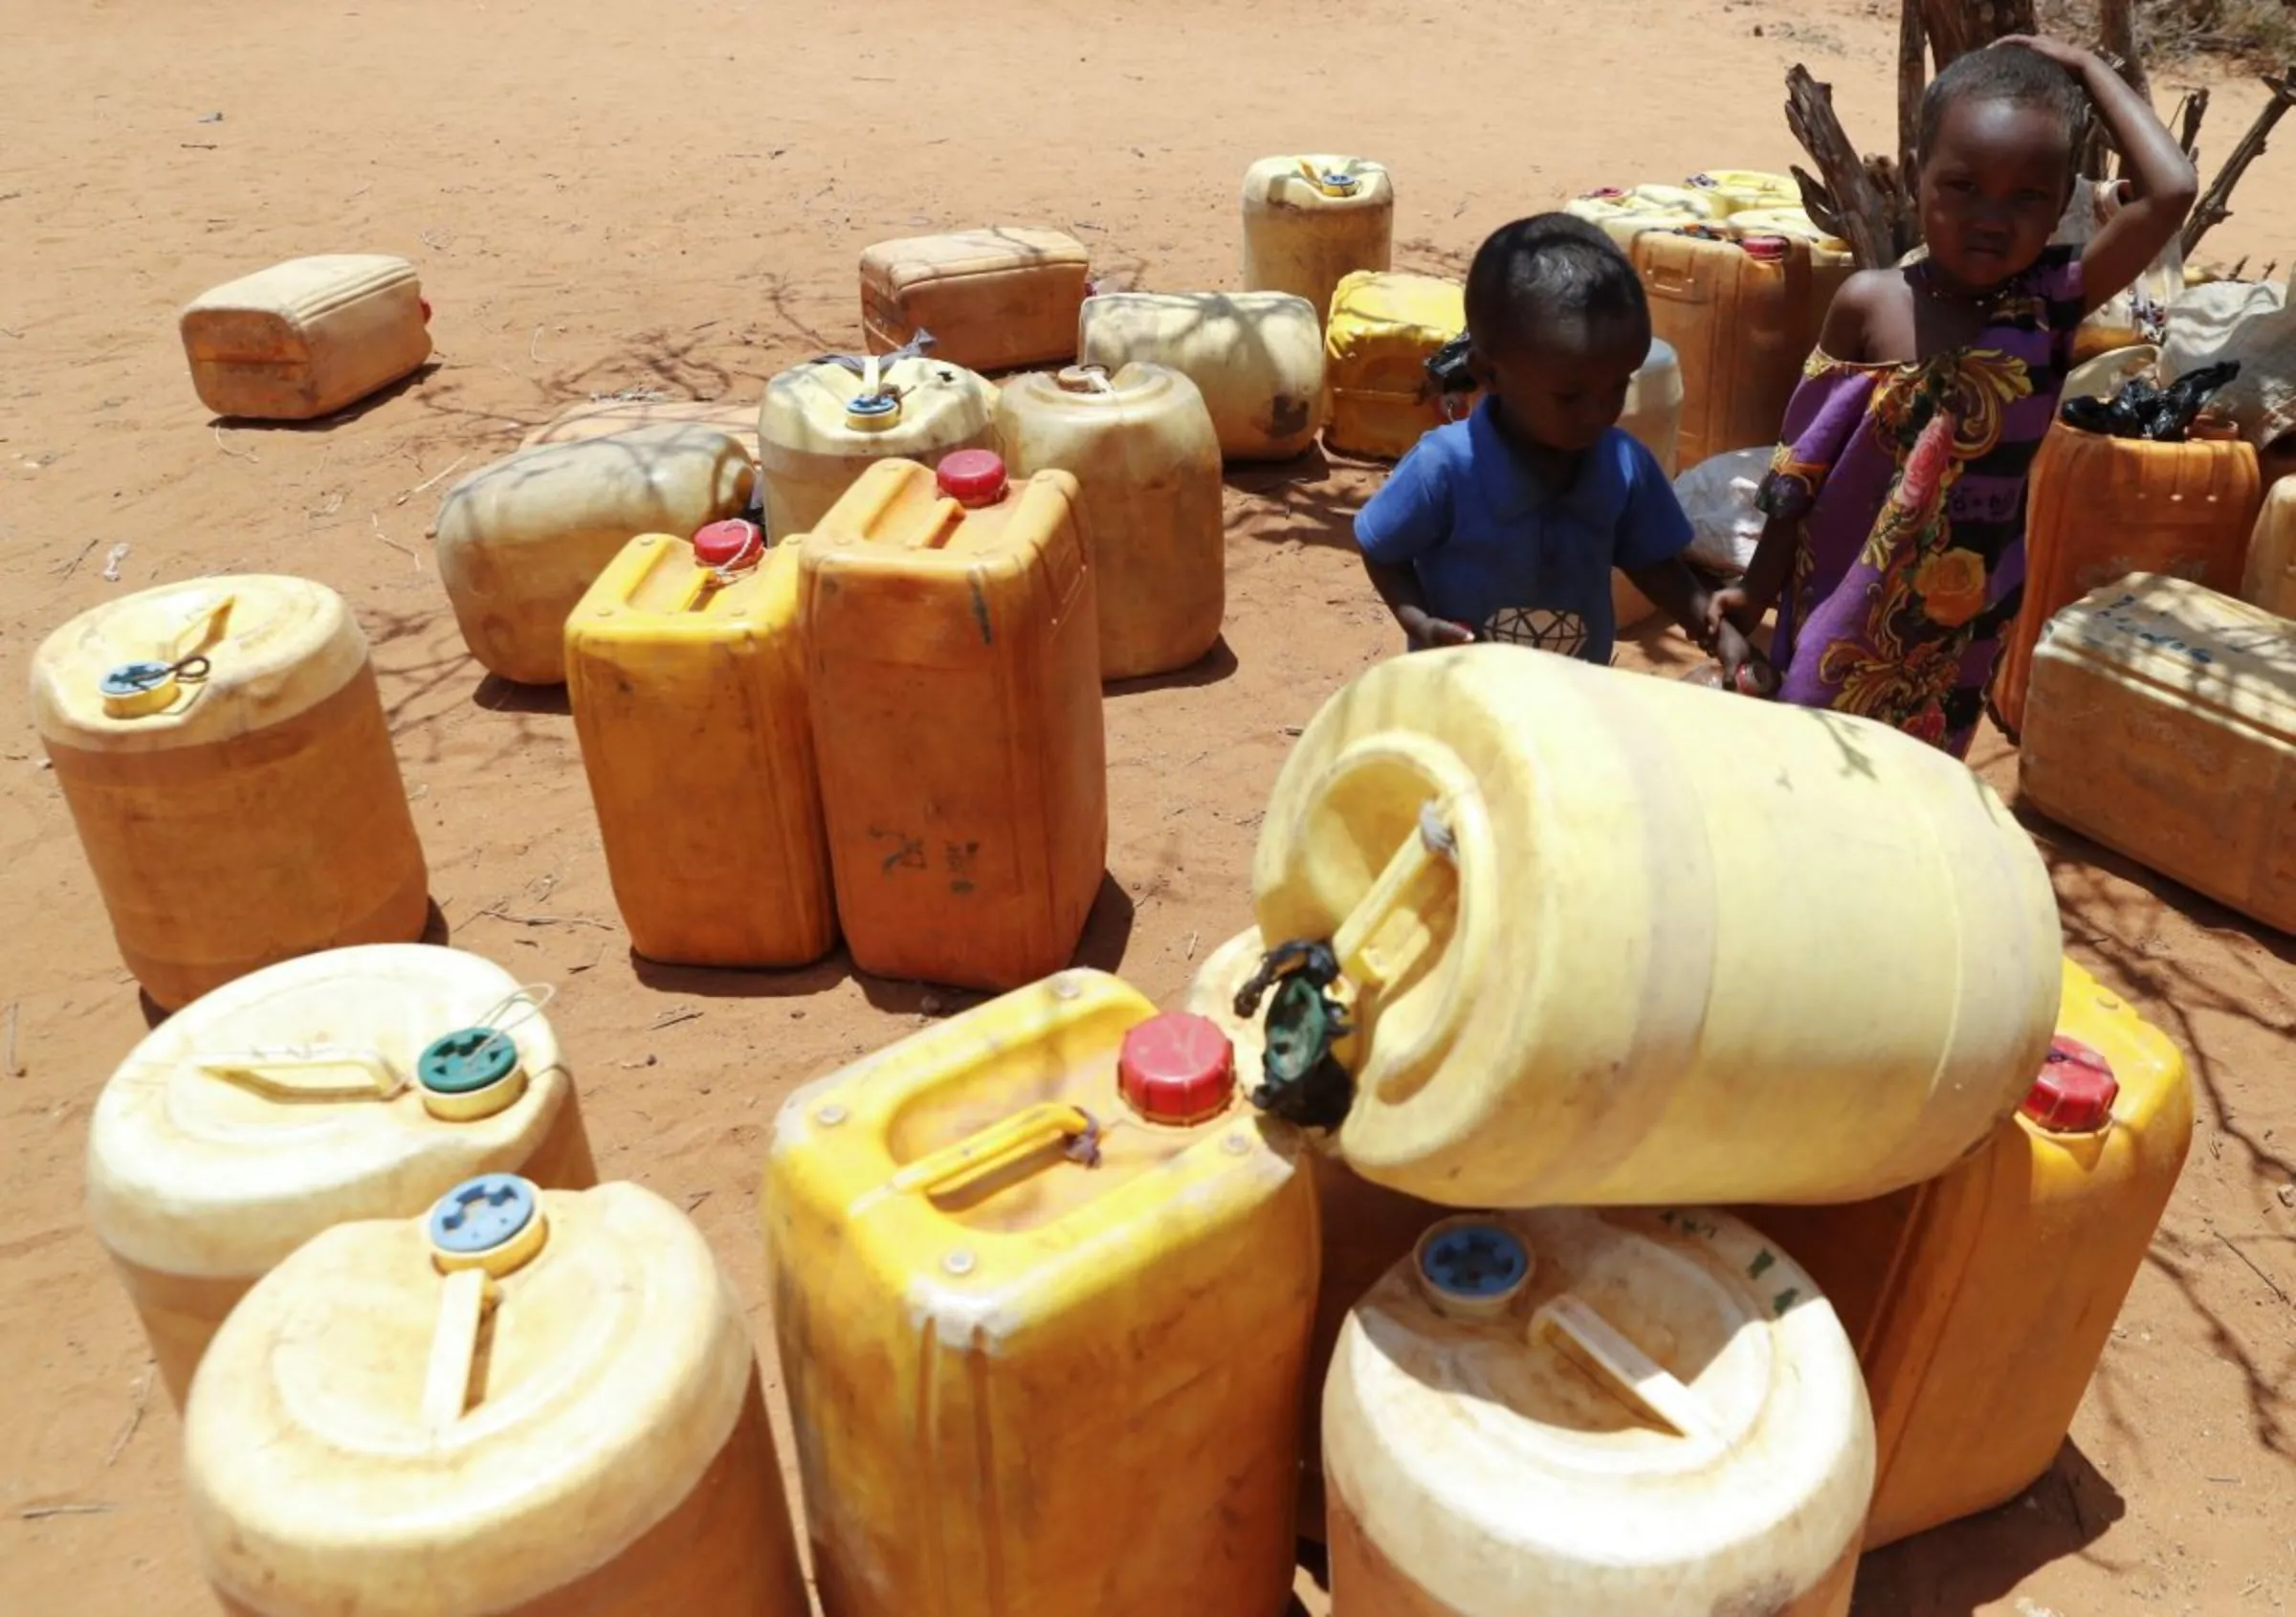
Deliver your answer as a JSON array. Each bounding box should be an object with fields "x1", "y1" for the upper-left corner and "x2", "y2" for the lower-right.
[
  {"x1": 889, "y1": 1102, "x2": 1100, "y2": 1201},
  {"x1": 192, "y1": 1046, "x2": 407, "y2": 1102},
  {"x1": 421, "y1": 1174, "x2": 548, "y2": 1431},
  {"x1": 1330, "y1": 798, "x2": 1459, "y2": 990},
  {"x1": 172, "y1": 591, "x2": 237, "y2": 663},
  {"x1": 421, "y1": 1267, "x2": 497, "y2": 1432},
  {"x1": 1532, "y1": 1295, "x2": 1720, "y2": 1450}
]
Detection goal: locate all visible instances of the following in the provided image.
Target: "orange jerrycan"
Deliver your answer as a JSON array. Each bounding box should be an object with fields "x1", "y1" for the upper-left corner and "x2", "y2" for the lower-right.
[
  {"x1": 86, "y1": 943, "x2": 594, "y2": 1407},
  {"x1": 2019, "y1": 574, "x2": 2296, "y2": 933},
  {"x1": 762, "y1": 970, "x2": 1319, "y2": 1617},
  {"x1": 995, "y1": 362, "x2": 1226, "y2": 679},
  {"x1": 30, "y1": 575, "x2": 430, "y2": 1010},
  {"x1": 184, "y1": 1175, "x2": 806, "y2": 1617},
  {"x1": 859, "y1": 226, "x2": 1091, "y2": 373},
  {"x1": 1239, "y1": 645, "x2": 2063, "y2": 1209},
  {"x1": 1185, "y1": 926, "x2": 1437, "y2": 1544},
  {"x1": 1744, "y1": 959, "x2": 2192, "y2": 1547},
  {"x1": 801, "y1": 453, "x2": 1106, "y2": 991},
  {"x1": 1993, "y1": 422, "x2": 2263, "y2": 733},
  {"x1": 1323, "y1": 1209, "x2": 1872, "y2": 1616},
  {"x1": 179, "y1": 254, "x2": 431, "y2": 420},
  {"x1": 565, "y1": 527, "x2": 835, "y2": 967},
  {"x1": 1633, "y1": 227, "x2": 1814, "y2": 471}
]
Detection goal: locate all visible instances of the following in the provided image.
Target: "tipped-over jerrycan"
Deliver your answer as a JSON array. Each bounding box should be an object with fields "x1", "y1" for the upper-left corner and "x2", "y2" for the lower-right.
[
  {"x1": 801, "y1": 454, "x2": 1106, "y2": 991},
  {"x1": 179, "y1": 254, "x2": 432, "y2": 421},
  {"x1": 1744, "y1": 957, "x2": 2193, "y2": 1547},
  {"x1": 763, "y1": 970, "x2": 1318, "y2": 1617},
  {"x1": 85, "y1": 944, "x2": 594, "y2": 1408},
  {"x1": 185, "y1": 1176, "x2": 807, "y2": 1617},
  {"x1": 996, "y1": 363, "x2": 1225, "y2": 679},
  {"x1": 1634, "y1": 227, "x2": 1814, "y2": 471},
  {"x1": 860, "y1": 226, "x2": 1092, "y2": 373},
  {"x1": 2242, "y1": 476, "x2": 2296, "y2": 619},
  {"x1": 1078, "y1": 291, "x2": 1327, "y2": 461},
  {"x1": 433, "y1": 425, "x2": 758, "y2": 685},
  {"x1": 565, "y1": 529, "x2": 834, "y2": 967},
  {"x1": 757, "y1": 349, "x2": 1000, "y2": 542},
  {"x1": 1564, "y1": 187, "x2": 1720, "y2": 252},
  {"x1": 30, "y1": 575, "x2": 429, "y2": 1010},
  {"x1": 1239, "y1": 645, "x2": 2063, "y2": 1208},
  {"x1": 1241, "y1": 155, "x2": 1395, "y2": 324},
  {"x1": 1324, "y1": 1208, "x2": 1872, "y2": 1616},
  {"x1": 1185, "y1": 926, "x2": 1438, "y2": 1544}
]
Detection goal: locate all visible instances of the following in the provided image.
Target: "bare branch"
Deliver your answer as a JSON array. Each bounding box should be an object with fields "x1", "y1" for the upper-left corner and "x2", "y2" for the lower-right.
[
  {"x1": 2182, "y1": 69, "x2": 2296, "y2": 258},
  {"x1": 1787, "y1": 65, "x2": 1899, "y2": 269}
]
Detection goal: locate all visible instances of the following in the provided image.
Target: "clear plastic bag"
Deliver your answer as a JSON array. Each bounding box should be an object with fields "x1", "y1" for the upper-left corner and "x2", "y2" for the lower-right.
[{"x1": 1671, "y1": 447, "x2": 1772, "y2": 577}]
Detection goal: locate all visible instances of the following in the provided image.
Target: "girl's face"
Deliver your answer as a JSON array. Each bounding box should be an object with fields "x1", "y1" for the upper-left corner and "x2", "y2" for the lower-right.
[{"x1": 1918, "y1": 95, "x2": 2075, "y2": 294}]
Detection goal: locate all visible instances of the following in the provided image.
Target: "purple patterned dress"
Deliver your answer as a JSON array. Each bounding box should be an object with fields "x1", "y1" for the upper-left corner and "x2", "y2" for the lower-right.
[{"x1": 1756, "y1": 245, "x2": 2086, "y2": 758}]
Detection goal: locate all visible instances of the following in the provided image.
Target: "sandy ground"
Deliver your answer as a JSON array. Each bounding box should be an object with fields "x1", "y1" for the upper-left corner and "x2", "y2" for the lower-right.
[{"x1": 3, "y1": 1, "x2": 2292, "y2": 1612}]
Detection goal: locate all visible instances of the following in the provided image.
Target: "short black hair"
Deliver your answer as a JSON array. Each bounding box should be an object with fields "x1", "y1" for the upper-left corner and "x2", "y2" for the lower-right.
[
  {"x1": 1464, "y1": 212, "x2": 1647, "y2": 354},
  {"x1": 1918, "y1": 43, "x2": 2088, "y2": 166}
]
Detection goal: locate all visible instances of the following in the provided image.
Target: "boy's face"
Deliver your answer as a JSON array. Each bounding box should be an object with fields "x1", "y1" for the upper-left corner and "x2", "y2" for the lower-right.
[{"x1": 1468, "y1": 313, "x2": 1651, "y2": 457}]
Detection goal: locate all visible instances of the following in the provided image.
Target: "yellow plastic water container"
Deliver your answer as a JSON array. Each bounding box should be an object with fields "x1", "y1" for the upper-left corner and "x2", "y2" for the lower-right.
[
  {"x1": 1635, "y1": 227, "x2": 1814, "y2": 471},
  {"x1": 564, "y1": 529, "x2": 834, "y2": 967},
  {"x1": 860, "y1": 226, "x2": 1091, "y2": 373},
  {"x1": 2064, "y1": 343, "x2": 2161, "y2": 406},
  {"x1": 1243, "y1": 645, "x2": 2063, "y2": 1208},
  {"x1": 1079, "y1": 291, "x2": 1327, "y2": 461},
  {"x1": 1324, "y1": 1208, "x2": 1872, "y2": 1616},
  {"x1": 85, "y1": 943, "x2": 593, "y2": 1408},
  {"x1": 1687, "y1": 167, "x2": 1801, "y2": 215},
  {"x1": 179, "y1": 254, "x2": 432, "y2": 421},
  {"x1": 996, "y1": 363, "x2": 1225, "y2": 679},
  {"x1": 522, "y1": 395, "x2": 761, "y2": 457},
  {"x1": 2241, "y1": 476, "x2": 2296, "y2": 619},
  {"x1": 1321, "y1": 270, "x2": 1467, "y2": 462},
  {"x1": 1240, "y1": 155, "x2": 1395, "y2": 324},
  {"x1": 756, "y1": 351, "x2": 1000, "y2": 541},
  {"x1": 1744, "y1": 957, "x2": 2192, "y2": 1548},
  {"x1": 185, "y1": 1175, "x2": 807, "y2": 1617},
  {"x1": 1727, "y1": 206, "x2": 1856, "y2": 350},
  {"x1": 434, "y1": 425, "x2": 758, "y2": 685},
  {"x1": 762, "y1": 970, "x2": 1319, "y2": 1617},
  {"x1": 1184, "y1": 927, "x2": 1438, "y2": 1545},
  {"x1": 1621, "y1": 335, "x2": 1686, "y2": 477},
  {"x1": 1563, "y1": 185, "x2": 1725, "y2": 250},
  {"x1": 801, "y1": 454, "x2": 1106, "y2": 991},
  {"x1": 30, "y1": 576, "x2": 430, "y2": 1010},
  {"x1": 2020, "y1": 574, "x2": 2296, "y2": 933}
]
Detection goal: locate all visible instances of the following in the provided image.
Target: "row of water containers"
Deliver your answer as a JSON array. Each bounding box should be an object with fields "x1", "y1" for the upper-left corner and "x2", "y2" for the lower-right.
[{"x1": 83, "y1": 646, "x2": 2194, "y2": 1615}]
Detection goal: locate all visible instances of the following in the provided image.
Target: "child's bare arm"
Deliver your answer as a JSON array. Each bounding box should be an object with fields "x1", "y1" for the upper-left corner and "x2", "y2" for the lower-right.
[
  {"x1": 2004, "y1": 35, "x2": 2197, "y2": 311},
  {"x1": 1362, "y1": 554, "x2": 1473, "y2": 647}
]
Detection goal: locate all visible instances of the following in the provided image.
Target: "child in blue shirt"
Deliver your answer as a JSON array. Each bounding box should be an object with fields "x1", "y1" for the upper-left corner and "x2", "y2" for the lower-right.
[{"x1": 1357, "y1": 213, "x2": 1759, "y2": 682}]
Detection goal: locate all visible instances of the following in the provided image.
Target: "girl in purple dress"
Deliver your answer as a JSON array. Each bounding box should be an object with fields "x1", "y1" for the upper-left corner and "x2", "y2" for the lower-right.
[{"x1": 1708, "y1": 35, "x2": 2196, "y2": 758}]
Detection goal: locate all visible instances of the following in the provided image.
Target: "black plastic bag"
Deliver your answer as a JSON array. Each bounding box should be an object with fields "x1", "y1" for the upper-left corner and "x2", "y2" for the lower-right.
[{"x1": 2061, "y1": 361, "x2": 2242, "y2": 442}]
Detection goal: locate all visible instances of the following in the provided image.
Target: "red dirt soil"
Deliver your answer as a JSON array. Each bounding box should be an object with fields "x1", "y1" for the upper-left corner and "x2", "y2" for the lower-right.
[{"x1": 2, "y1": 2, "x2": 2291, "y2": 1613}]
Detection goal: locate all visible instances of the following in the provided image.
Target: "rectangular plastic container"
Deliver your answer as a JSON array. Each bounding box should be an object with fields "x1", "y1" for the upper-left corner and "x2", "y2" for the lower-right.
[
  {"x1": 762, "y1": 971, "x2": 1318, "y2": 1617},
  {"x1": 564, "y1": 534, "x2": 835, "y2": 968},
  {"x1": 2020, "y1": 573, "x2": 2296, "y2": 933},
  {"x1": 179, "y1": 255, "x2": 431, "y2": 421},
  {"x1": 799, "y1": 457, "x2": 1106, "y2": 991},
  {"x1": 1631, "y1": 229, "x2": 1812, "y2": 472},
  {"x1": 860, "y1": 227, "x2": 1090, "y2": 374},
  {"x1": 1742, "y1": 958, "x2": 2192, "y2": 1547},
  {"x1": 2240, "y1": 477, "x2": 2296, "y2": 621},
  {"x1": 1322, "y1": 270, "x2": 1466, "y2": 461}
]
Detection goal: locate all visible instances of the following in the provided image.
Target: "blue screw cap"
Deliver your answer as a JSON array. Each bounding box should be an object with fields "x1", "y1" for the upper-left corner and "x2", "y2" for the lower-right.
[
  {"x1": 430, "y1": 1174, "x2": 538, "y2": 1256},
  {"x1": 418, "y1": 1027, "x2": 519, "y2": 1096},
  {"x1": 100, "y1": 660, "x2": 173, "y2": 698},
  {"x1": 846, "y1": 392, "x2": 897, "y2": 417},
  {"x1": 1420, "y1": 1222, "x2": 1530, "y2": 1299}
]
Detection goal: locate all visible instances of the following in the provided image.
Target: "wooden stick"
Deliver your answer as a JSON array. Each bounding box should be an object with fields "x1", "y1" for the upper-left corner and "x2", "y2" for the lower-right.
[
  {"x1": 2098, "y1": 0, "x2": 2149, "y2": 101},
  {"x1": 1918, "y1": 0, "x2": 2035, "y2": 71},
  {"x1": 1898, "y1": 0, "x2": 1928, "y2": 190},
  {"x1": 2174, "y1": 87, "x2": 2211, "y2": 167},
  {"x1": 1786, "y1": 65, "x2": 1897, "y2": 269},
  {"x1": 2182, "y1": 69, "x2": 2296, "y2": 257}
]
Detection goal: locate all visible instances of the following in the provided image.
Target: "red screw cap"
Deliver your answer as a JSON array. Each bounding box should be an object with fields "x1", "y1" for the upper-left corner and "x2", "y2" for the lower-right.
[
  {"x1": 1118, "y1": 1012, "x2": 1236, "y2": 1126},
  {"x1": 693, "y1": 519, "x2": 764, "y2": 569},
  {"x1": 937, "y1": 449, "x2": 1008, "y2": 508},
  {"x1": 2022, "y1": 1035, "x2": 2120, "y2": 1133},
  {"x1": 418, "y1": 296, "x2": 433, "y2": 324},
  {"x1": 1739, "y1": 234, "x2": 1791, "y2": 262}
]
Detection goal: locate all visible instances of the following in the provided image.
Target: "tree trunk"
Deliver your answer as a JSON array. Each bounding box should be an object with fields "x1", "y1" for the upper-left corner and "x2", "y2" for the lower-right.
[
  {"x1": 1787, "y1": 65, "x2": 1902, "y2": 269},
  {"x1": 1916, "y1": 0, "x2": 2036, "y2": 69},
  {"x1": 1898, "y1": 1, "x2": 1928, "y2": 187}
]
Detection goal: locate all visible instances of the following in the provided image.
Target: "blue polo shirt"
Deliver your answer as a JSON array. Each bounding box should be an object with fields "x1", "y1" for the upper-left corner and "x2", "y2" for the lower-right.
[{"x1": 1355, "y1": 402, "x2": 1692, "y2": 664}]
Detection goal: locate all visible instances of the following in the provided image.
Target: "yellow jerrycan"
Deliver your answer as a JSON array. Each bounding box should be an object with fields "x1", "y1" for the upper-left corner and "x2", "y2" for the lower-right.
[
  {"x1": 30, "y1": 575, "x2": 430, "y2": 1010},
  {"x1": 995, "y1": 362, "x2": 1226, "y2": 679},
  {"x1": 1686, "y1": 167, "x2": 1800, "y2": 215},
  {"x1": 1323, "y1": 1208, "x2": 1872, "y2": 1616},
  {"x1": 184, "y1": 1175, "x2": 807, "y2": 1617},
  {"x1": 757, "y1": 348, "x2": 1000, "y2": 541},
  {"x1": 1634, "y1": 226, "x2": 1815, "y2": 471},
  {"x1": 1241, "y1": 154, "x2": 1396, "y2": 324},
  {"x1": 1185, "y1": 926, "x2": 1439, "y2": 1545},
  {"x1": 1239, "y1": 645, "x2": 2063, "y2": 1208},
  {"x1": 801, "y1": 454, "x2": 1106, "y2": 991},
  {"x1": 179, "y1": 254, "x2": 432, "y2": 421},
  {"x1": 1321, "y1": 269, "x2": 1468, "y2": 462},
  {"x1": 433, "y1": 425, "x2": 759, "y2": 685},
  {"x1": 85, "y1": 943, "x2": 594, "y2": 1408},
  {"x1": 764, "y1": 970, "x2": 1317, "y2": 1617},
  {"x1": 1727, "y1": 206, "x2": 1857, "y2": 351},
  {"x1": 564, "y1": 527, "x2": 835, "y2": 967},
  {"x1": 1079, "y1": 290, "x2": 1328, "y2": 461},
  {"x1": 1564, "y1": 186, "x2": 1720, "y2": 252},
  {"x1": 1743, "y1": 957, "x2": 2192, "y2": 1547},
  {"x1": 2240, "y1": 475, "x2": 2296, "y2": 619}
]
